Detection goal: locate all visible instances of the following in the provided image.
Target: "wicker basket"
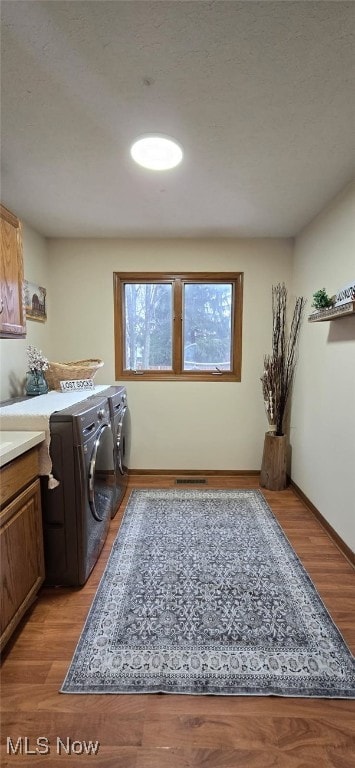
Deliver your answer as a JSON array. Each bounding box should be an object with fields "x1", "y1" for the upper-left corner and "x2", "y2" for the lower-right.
[{"x1": 45, "y1": 358, "x2": 104, "y2": 391}]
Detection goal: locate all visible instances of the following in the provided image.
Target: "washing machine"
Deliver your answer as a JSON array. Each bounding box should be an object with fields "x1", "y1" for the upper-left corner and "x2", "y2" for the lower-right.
[
  {"x1": 101, "y1": 385, "x2": 130, "y2": 517},
  {"x1": 40, "y1": 396, "x2": 114, "y2": 586}
]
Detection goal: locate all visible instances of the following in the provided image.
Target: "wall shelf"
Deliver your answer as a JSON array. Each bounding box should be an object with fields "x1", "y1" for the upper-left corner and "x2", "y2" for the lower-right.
[{"x1": 308, "y1": 301, "x2": 355, "y2": 322}]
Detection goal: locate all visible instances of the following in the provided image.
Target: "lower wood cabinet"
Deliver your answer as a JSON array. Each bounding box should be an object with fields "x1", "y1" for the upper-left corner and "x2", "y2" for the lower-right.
[{"x1": 0, "y1": 449, "x2": 45, "y2": 651}]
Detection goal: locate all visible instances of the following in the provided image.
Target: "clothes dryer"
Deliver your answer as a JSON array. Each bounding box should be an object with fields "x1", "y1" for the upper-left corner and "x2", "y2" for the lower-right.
[
  {"x1": 101, "y1": 386, "x2": 130, "y2": 517},
  {"x1": 41, "y1": 396, "x2": 114, "y2": 586}
]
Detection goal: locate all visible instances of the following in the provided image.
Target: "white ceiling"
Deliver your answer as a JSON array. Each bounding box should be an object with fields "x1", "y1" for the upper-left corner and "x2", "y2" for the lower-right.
[{"x1": 1, "y1": 1, "x2": 354, "y2": 238}]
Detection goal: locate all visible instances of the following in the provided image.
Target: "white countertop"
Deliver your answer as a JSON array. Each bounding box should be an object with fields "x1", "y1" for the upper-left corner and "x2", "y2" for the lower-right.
[
  {"x1": 0, "y1": 386, "x2": 110, "y2": 481},
  {"x1": 0, "y1": 431, "x2": 46, "y2": 468}
]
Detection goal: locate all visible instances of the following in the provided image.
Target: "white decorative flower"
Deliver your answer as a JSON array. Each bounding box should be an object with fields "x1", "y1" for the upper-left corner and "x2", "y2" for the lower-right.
[{"x1": 26, "y1": 345, "x2": 49, "y2": 372}]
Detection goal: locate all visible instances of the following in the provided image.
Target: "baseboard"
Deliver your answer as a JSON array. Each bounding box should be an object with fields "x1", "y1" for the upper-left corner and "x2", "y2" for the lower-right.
[
  {"x1": 290, "y1": 479, "x2": 355, "y2": 568},
  {"x1": 128, "y1": 469, "x2": 260, "y2": 476}
]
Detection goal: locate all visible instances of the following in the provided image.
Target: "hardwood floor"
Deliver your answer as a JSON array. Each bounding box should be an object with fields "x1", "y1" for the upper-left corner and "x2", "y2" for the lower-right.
[{"x1": 1, "y1": 475, "x2": 354, "y2": 767}]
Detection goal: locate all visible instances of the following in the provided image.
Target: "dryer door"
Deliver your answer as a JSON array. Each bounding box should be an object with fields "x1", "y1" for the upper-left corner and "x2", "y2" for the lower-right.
[{"x1": 88, "y1": 424, "x2": 114, "y2": 521}]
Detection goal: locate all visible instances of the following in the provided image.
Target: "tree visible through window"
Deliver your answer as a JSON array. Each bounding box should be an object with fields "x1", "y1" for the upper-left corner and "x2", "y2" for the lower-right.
[
  {"x1": 183, "y1": 283, "x2": 232, "y2": 371},
  {"x1": 114, "y1": 273, "x2": 243, "y2": 381},
  {"x1": 124, "y1": 283, "x2": 173, "y2": 370}
]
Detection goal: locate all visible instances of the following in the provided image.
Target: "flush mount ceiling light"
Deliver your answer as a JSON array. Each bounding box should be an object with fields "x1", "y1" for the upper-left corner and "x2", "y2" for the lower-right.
[{"x1": 130, "y1": 134, "x2": 183, "y2": 171}]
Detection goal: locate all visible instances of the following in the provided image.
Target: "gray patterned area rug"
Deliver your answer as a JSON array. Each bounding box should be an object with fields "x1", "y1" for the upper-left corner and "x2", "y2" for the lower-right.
[{"x1": 61, "y1": 489, "x2": 355, "y2": 697}]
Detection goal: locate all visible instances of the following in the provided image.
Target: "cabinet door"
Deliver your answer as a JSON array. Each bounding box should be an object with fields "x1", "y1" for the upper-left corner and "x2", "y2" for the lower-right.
[
  {"x1": 0, "y1": 479, "x2": 44, "y2": 650},
  {"x1": 0, "y1": 203, "x2": 26, "y2": 337}
]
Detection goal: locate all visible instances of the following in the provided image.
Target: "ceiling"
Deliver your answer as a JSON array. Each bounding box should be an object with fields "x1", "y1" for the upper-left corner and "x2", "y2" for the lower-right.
[{"x1": 1, "y1": 1, "x2": 354, "y2": 239}]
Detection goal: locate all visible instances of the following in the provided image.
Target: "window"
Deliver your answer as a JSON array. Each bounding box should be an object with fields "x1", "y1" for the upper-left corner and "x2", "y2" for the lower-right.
[{"x1": 114, "y1": 272, "x2": 243, "y2": 381}]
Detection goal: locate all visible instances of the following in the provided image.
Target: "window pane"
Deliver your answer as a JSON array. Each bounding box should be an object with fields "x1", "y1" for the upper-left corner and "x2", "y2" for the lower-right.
[
  {"x1": 124, "y1": 283, "x2": 173, "y2": 370},
  {"x1": 183, "y1": 283, "x2": 232, "y2": 371}
]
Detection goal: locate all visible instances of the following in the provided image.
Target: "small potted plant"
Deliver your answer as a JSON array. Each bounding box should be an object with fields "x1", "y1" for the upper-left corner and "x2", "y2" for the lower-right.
[
  {"x1": 25, "y1": 345, "x2": 49, "y2": 396},
  {"x1": 312, "y1": 289, "x2": 334, "y2": 311}
]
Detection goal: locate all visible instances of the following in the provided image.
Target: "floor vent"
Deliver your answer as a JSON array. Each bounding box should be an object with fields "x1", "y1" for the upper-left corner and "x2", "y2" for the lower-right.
[{"x1": 175, "y1": 478, "x2": 207, "y2": 484}]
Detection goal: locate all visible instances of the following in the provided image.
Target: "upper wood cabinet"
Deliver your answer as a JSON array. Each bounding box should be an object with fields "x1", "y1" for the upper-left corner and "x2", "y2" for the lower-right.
[{"x1": 0, "y1": 203, "x2": 26, "y2": 338}]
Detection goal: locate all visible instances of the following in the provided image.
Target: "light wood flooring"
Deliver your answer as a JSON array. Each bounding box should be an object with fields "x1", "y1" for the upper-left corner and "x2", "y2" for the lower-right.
[{"x1": 1, "y1": 475, "x2": 354, "y2": 767}]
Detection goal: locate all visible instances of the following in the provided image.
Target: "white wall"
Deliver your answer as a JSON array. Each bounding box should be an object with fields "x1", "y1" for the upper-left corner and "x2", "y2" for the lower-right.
[
  {"x1": 48, "y1": 237, "x2": 292, "y2": 471},
  {"x1": 0, "y1": 222, "x2": 51, "y2": 400},
  {"x1": 291, "y1": 182, "x2": 355, "y2": 553}
]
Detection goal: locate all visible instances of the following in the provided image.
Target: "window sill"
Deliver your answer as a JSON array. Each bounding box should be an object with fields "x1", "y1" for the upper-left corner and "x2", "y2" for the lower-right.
[{"x1": 117, "y1": 372, "x2": 241, "y2": 382}]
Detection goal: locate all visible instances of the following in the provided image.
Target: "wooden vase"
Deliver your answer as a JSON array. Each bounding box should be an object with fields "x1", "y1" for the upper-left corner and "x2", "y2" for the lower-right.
[{"x1": 260, "y1": 432, "x2": 287, "y2": 491}]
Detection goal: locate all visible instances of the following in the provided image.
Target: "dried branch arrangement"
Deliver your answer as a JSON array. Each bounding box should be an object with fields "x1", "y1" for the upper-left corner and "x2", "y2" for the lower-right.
[{"x1": 261, "y1": 283, "x2": 306, "y2": 436}]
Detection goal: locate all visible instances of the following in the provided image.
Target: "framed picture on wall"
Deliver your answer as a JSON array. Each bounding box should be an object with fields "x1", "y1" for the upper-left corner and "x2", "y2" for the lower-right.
[{"x1": 24, "y1": 280, "x2": 47, "y2": 322}]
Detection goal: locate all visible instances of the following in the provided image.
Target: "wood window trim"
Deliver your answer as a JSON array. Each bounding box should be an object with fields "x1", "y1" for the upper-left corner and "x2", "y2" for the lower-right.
[{"x1": 114, "y1": 272, "x2": 243, "y2": 382}]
